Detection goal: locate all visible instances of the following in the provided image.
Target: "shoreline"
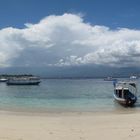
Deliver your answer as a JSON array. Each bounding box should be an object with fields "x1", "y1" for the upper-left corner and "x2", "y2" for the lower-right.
[
  {"x1": 0, "y1": 99, "x2": 140, "y2": 115},
  {"x1": 0, "y1": 105, "x2": 139, "y2": 116}
]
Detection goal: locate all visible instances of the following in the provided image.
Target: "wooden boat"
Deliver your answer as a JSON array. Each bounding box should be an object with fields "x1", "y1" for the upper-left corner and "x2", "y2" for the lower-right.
[
  {"x1": 6, "y1": 77, "x2": 41, "y2": 85},
  {"x1": 113, "y1": 81, "x2": 137, "y2": 106}
]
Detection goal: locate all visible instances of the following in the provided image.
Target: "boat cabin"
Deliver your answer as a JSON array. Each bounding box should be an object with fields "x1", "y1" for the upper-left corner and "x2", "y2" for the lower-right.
[
  {"x1": 114, "y1": 82, "x2": 137, "y2": 99},
  {"x1": 115, "y1": 87, "x2": 129, "y2": 99}
]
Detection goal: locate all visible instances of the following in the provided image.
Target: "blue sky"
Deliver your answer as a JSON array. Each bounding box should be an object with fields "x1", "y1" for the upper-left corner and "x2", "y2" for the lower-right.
[{"x1": 0, "y1": 0, "x2": 140, "y2": 29}]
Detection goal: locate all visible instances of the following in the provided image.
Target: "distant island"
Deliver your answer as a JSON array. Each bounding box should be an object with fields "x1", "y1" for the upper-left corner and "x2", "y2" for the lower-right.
[
  {"x1": 0, "y1": 74, "x2": 139, "y2": 80},
  {"x1": 0, "y1": 74, "x2": 35, "y2": 79}
]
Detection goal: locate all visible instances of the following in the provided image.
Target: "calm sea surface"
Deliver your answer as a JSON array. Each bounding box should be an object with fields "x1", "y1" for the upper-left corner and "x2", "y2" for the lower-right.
[{"x1": 0, "y1": 79, "x2": 140, "y2": 112}]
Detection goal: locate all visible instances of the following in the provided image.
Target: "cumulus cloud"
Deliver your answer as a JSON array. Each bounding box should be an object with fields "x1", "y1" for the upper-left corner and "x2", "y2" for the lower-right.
[{"x1": 0, "y1": 13, "x2": 140, "y2": 68}]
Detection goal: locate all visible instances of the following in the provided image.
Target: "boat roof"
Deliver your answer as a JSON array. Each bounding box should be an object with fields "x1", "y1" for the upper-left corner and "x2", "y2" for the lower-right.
[
  {"x1": 117, "y1": 81, "x2": 136, "y2": 86},
  {"x1": 115, "y1": 81, "x2": 137, "y2": 89},
  {"x1": 117, "y1": 81, "x2": 136, "y2": 84},
  {"x1": 115, "y1": 87, "x2": 129, "y2": 90}
]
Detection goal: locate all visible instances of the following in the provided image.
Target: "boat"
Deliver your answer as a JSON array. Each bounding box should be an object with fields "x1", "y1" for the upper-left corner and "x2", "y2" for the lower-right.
[
  {"x1": 130, "y1": 75, "x2": 137, "y2": 80},
  {"x1": 0, "y1": 78, "x2": 8, "y2": 82},
  {"x1": 113, "y1": 81, "x2": 137, "y2": 106},
  {"x1": 6, "y1": 77, "x2": 41, "y2": 85},
  {"x1": 104, "y1": 77, "x2": 117, "y2": 81}
]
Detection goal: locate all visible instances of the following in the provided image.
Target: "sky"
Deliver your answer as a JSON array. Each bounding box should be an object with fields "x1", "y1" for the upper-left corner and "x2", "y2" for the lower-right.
[
  {"x1": 0, "y1": 0, "x2": 140, "y2": 29},
  {"x1": 0, "y1": 0, "x2": 140, "y2": 76}
]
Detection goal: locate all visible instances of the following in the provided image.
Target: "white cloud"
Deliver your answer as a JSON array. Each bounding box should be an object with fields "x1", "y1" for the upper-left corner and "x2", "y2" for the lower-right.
[{"x1": 0, "y1": 13, "x2": 140, "y2": 68}]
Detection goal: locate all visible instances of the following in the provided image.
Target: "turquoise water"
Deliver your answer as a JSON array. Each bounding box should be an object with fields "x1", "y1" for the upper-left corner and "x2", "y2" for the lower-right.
[{"x1": 0, "y1": 79, "x2": 140, "y2": 112}]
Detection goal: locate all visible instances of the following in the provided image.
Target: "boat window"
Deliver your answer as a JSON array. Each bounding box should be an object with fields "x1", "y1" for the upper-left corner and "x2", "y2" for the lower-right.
[
  {"x1": 130, "y1": 83, "x2": 136, "y2": 88},
  {"x1": 118, "y1": 90, "x2": 122, "y2": 98}
]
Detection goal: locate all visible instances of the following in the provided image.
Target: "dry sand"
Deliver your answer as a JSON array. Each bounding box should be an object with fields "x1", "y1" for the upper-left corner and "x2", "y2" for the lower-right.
[{"x1": 0, "y1": 111, "x2": 140, "y2": 140}]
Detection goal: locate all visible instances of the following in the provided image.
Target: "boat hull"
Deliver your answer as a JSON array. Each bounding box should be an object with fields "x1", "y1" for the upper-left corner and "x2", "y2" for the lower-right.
[
  {"x1": 6, "y1": 81, "x2": 40, "y2": 85},
  {"x1": 115, "y1": 99, "x2": 137, "y2": 106},
  {"x1": 0, "y1": 79, "x2": 8, "y2": 82},
  {"x1": 114, "y1": 94, "x2": 137, "y2": 106}
]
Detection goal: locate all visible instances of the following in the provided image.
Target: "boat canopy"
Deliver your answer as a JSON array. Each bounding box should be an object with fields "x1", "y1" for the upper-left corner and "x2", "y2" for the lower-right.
[{"x1": 116, "y1": 81, "x2": 136, "y2": 88}]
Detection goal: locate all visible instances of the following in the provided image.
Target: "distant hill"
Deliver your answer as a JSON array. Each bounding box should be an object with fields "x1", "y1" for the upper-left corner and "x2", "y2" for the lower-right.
[{"x1": 0, "y1": 65, "x2": 139, "y2": 78}]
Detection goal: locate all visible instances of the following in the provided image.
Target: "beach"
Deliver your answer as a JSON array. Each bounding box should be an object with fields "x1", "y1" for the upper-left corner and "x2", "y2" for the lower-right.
[
  {"x1": 0, "y1": 111, "x2": 140, "y2": 140},
  {"x1": 0, "y1": 79, "x2": 139, "y2": 140}
]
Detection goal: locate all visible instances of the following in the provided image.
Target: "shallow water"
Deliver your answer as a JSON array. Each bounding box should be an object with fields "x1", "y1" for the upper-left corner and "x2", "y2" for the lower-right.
[{"x1": 0, "y1": 79, "x2": 139, "y2": 112}]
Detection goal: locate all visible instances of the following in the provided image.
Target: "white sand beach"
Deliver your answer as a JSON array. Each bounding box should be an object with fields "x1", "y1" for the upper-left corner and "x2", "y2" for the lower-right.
[{"x1": 0, "y1": 111, "x2": 140, "y2": 140}]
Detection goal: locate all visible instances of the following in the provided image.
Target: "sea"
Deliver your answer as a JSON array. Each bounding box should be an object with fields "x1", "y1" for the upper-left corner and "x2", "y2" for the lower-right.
[{"x1": 0, "y1": 78, "x2": 140, "y2": 113}]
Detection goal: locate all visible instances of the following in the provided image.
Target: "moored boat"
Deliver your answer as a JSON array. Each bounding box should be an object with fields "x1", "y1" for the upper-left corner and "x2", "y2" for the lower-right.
[
  {"x1": 6, "y1": 77, "x2": 41, "y2": 85},
  {"x1": 130, "y1": 75, "x2": 137, "y2": 80},
  {"x1": 104, "y1": 77, "x2": 117, "y2": 81},
  {"x1": 0, "y1": 78, "x2": 8, "y2": 82},
  {"x1": 113, "y1": 81, "x2": 137, "y2": 106}
]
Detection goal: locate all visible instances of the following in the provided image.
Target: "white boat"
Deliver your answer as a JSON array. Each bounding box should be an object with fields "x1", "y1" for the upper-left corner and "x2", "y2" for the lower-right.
[
  {"x1": 113, "y1": 81, "x2": 137, "y2": 106},
  {"x1": 130, "y1": 75, "x2": 137, "y2": 80},
  {"x1": 0, "y1": 78, "x2": 8, "y2": 82},
  {"x1": 6, "y1": 77, "x2": 41, "y2": 85},
  {"x1": 104, "y1": 77, "x2": 117, "y2": 81}
]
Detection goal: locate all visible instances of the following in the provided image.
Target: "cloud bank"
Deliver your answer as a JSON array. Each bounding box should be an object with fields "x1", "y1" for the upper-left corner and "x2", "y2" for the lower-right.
[{"x1": 0, "y1": 13, "x2": 140, "y2": 68}]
